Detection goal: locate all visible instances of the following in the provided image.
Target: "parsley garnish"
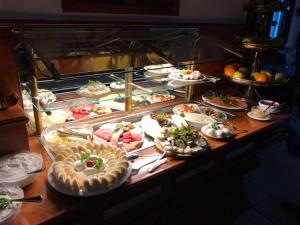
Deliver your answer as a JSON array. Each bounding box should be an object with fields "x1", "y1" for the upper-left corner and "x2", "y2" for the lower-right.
[
  {"x1": 93, "y1": 157, "x2": 103, "y2": 170},
  {"x1": 172, "y1": 128, "x2": 180, "y2": 139},
  {"x1": 211, "y1": 122, "x2": 219, "y2": 130},
  {"x1": 0, "y1": 197, "x2": 10, "y2": 209},
  {"x1": 183, "y1": 125, "x2": 192, "y2": 136},
  {"x1": 172, "y1": 125, "x2": 192, "y2": 139},
  {"x1": 81, "y1": 152, "x2": 90, "y2": 162},
  {"x1": 180, "y1": 112, "x2": 185, "y2": 117}
]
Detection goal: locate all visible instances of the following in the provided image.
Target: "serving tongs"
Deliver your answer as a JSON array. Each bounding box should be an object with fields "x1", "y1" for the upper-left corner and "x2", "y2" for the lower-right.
[
  {"x1": 147, "y1": 141, "x2": 169, "y2": 173},
  {"x1": 57, "y1": 126, "x2": 90, "y2": 139}
]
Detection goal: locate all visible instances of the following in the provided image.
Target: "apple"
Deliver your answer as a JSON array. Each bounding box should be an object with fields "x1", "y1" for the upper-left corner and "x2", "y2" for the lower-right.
[
  {"x1": 250, "y1": 72, "x2": 259, "y2": 80},
  {"x1": 274, "y1": 72, "x2": 286, "y2": 83},
  {"x1": 232, "y1": 71, "x2": 245, "y2": 79},
  {"x1": 239, "y1": 67, "x2": 249, "y2": 75}
]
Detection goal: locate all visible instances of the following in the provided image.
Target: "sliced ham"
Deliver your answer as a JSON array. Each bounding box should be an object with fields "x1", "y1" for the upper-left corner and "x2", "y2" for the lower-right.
[
  {"x1": 122, "y1": 131, "x2": 132, "y2": 139},
  {"x1": 132, "y1": 133, "x2": 142, "y2": 141},
  {"x1": 94, "y1": 129, "x2": 113, "y2": 141}
]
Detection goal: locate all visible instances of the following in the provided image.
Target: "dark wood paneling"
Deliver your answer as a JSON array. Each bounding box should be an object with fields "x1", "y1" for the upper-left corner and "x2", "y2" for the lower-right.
[
  {"x1": 62, "y1": 0, "x2": 180, "y2": 16},
  {"x1": 0, "y1": 27, "x2": 29, "y2": 155}
]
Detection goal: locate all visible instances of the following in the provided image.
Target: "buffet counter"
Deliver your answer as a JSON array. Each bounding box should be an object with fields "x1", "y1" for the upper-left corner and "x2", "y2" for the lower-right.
[{"x1": 10, "y1": 98, "x2": 290, "y2": 225}]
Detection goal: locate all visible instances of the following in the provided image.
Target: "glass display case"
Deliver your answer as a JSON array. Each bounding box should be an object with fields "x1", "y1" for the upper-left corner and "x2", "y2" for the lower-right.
[{"x1": 13, "y1": 26, "x2": 229, "y2": 135}]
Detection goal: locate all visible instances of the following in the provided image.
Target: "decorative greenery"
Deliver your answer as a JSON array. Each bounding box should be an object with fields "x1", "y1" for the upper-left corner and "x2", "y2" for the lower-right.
[
  {"x1": 80, "y1": 152, "x2": 90, "y2": 162},
  {"x1": 172, "y1": 125, "x2": 192, "y2": 139},
  {"x1": 211, "y1": 122, "x2": 219, "y2": 130},
  {"x1": 93, "y1": 157, "x2": 103, "y2": 170},
  {"x1": 81, "y1": 152, "x2": 103, "y2": 170},
  {"x1": 0, "y1": 197, "x2": 10, "y2": 209}
]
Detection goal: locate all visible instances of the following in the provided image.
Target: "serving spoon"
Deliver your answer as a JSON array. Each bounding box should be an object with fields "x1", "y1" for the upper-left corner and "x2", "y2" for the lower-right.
[
  {"x1": 262, "y1": 100, "x2": 276, "y2": 113},
  {"x1": 27, "y1": 167, "x2": 45, "y2": 174},
  {"x1": 0, "y1": 195, "x2": 43, "y2": 209}
]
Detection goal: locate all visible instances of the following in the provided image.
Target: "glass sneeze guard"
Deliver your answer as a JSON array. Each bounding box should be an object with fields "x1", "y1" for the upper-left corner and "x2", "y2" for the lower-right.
[{"x1": 13, "y1": 27, "x2": 227, "y2": 134}]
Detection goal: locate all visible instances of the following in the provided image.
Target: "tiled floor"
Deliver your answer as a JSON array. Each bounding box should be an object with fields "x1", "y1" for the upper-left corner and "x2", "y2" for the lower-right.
[{"x1": 233, "y1": 140, "x2": 300, "y2": 225}]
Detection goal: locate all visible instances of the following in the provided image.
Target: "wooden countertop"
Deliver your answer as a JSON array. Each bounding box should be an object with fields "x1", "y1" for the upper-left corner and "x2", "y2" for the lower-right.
[{"x1": 11, "y1": 109, "x2": 290, "y2": 225}]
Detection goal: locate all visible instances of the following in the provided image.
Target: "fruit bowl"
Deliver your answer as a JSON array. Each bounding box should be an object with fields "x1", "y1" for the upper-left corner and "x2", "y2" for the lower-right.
[
  {"x1": 223, "y1": 63, "x2": 290, "y2": 106},
  {"x1": 222, "y1": 74, "x2": 289, "y2": 87},
  {"x1": 223, "y1": 63, "x2": 289, "y2": 87}
]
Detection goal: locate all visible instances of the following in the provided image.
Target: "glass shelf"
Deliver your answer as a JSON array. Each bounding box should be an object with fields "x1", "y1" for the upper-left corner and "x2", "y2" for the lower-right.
[
  {"x1": 14, "y1": 26, "x2": 230, "y2": 133},
  {"x1": 22, "y1": 72, "x2": 192, "y2": 113},
  {"x1": 21, "y1": 62, "x2": 221, "y2": 114}
]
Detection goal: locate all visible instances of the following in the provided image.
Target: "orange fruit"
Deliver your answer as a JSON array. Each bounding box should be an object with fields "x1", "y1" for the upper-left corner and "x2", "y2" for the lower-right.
[
  {"x1": 255, "y1": 73, "x2": 269, "y2": 82},
  {"x1": 224, "y1": 64, "x2": 237, "y2": 77}
]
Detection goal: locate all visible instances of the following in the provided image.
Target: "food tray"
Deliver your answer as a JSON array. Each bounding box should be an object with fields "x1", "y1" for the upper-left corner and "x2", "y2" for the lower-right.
[
  {"x1": 222, "y1": 74, "x2": 289, "y2": 87},
  {"x1": 48, "y1": 162, "x2": 132, "y2": 197}
]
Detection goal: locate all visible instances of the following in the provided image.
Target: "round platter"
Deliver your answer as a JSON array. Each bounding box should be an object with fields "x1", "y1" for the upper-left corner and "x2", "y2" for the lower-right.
[
  {"x1": 76, "y1": 89, "x2": 111, "y2": 99},
  {"x1": 183, "y1": 113, "x2": 216, "y2": 128},
  {"x1": 198, "y1": 106, "x2": 228, "y2": 121},
  {"x1": 145, "y1": 93, "x2": 175, "y2": 104},
  {"x1": 173, "y1": 104, "x2": 199, "y2": 114},
  {"x1": 168, "y1": 74, "x2": 207, "y2": 84},
  {"x1": 144, "y1": 64, "x2": 174, "y2": 77},
  {"x1": 109, "y1": 82, "x2": 125, "y2": 92},
  {"x1": 247, "y1": 112, "x2": 271, "y2": 121},
  {"x1": 47, "y1": 162, "x2": 132, "y2": 197},
  {"x1": 154, "y1": 136, "x2": 209, "y2": 159},
  {"x1": 202, "y1": 95, "x2": 248, "y2": 111},
  {"x1": 93, "y1": 122, "x2": 145, "y2": 153},
  {"x1": 222, "y1": 74, "x2": 289, "y2": 88},
  {"x1": 200, "y1": 126, "x2": 233, "y2": 139}
]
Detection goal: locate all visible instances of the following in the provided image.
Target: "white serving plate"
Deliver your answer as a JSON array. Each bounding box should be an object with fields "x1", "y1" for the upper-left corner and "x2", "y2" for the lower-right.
[
  {"x1": 0, "y1": 184, "x2": 23, "y2": 225},
  {"x1": 26, "y1": 109, "x2": 70, "y2": 130},
  {"x1": 144, "y1": 64, "x2": 174, "y2": 76},
  {"x1": 168, "y1": 74, "x2": 207, "y2": 84},
  {"x1": 47, "y1": 162, "x2": 132, "y2": 197},
  {"x1": 202, "y1": 95, "x2": 248, "y2": 110},
  {"x1": 247, "y1": 112, "x2": 271, "y2": 121},
  {"x1": 183, "y1": 113, "x2": 216, "y2": 128},
  {"x1": 0, "y1": 152, "x2": 43, "y2": 188},
  {"x1": 76, "y1": 89, "x2": 111, "y2": 99},
  {"x1": 173, "y1": 104, "x2": 199, "y2": 114},
  {"x1": 140, "y1": 115, "x2": 164, "y2": 139},
  {"x1": 109, "y1": 82, "x2": 125, "y2": 92},
  {"x1": 200, "y1": 126, "x2": 232, "y2": 139},
  {"x1": 145, "y1": 94, "x2": 175, "y2": 104},
  {"x1": 198, "y1": 106, "x2": 228, "y2": 121},
  {"x1": 93, "y1": 122, "x2": 145, "y2": 153},
  {"x1": 40, "y1": 121, "x2": 93, "y2": 161}
]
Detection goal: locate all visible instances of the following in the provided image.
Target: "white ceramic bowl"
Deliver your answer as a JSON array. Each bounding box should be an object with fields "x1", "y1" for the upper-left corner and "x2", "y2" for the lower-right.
[
  {"x1": 0, "y1": 152, "x2": 43, "y2": 188},
  {"x1": 0, "y1": 184, "x2": 24, "y2": 225},
  {"x1": 258, "y1": 100, "x2": 280, "y2": 113}
]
